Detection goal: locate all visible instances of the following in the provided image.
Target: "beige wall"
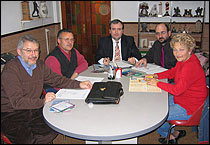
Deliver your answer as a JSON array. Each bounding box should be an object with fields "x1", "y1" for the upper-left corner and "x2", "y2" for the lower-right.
[{"x1": 1, "y1": 23, "x2": 61, "y2": 60}]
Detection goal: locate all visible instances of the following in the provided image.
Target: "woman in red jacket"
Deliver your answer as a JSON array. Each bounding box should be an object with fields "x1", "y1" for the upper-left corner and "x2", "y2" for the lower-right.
[{"x1": 145, "y1": 33, "x2": 207, "y2": 144}]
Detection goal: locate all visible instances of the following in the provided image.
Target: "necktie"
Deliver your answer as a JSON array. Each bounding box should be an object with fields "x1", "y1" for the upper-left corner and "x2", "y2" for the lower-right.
[
  {"x1": 114, "y1": 41, "x2": 120, "y2": 61},
  {"x1": 160, "y1": 46, "x2": 164, "y2": 67}
]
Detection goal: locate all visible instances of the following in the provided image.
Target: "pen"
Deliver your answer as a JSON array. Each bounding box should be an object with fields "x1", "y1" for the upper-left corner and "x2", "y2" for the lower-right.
[{"x1": 145, "y1": 75, "x2": 154, "y2": 78}]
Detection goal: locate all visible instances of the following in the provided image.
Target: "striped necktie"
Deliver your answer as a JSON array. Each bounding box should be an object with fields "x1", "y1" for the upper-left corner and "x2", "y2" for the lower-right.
[
  {"x1": 160, "y1": 46, "x2": 164, "y2": 67},
  {"x1": 114, "y1": 41, "x2": 120, "y2": 61}
]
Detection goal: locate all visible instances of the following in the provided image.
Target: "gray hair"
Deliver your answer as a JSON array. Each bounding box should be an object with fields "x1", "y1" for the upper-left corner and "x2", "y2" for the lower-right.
[{"x1": 17, "y1": 35, "x2": 40, "y2": 50}]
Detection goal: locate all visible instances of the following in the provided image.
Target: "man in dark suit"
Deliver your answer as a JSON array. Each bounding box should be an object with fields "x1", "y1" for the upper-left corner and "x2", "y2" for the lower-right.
[{"x1": 95, "y1": 19, "x2": 142, "y2": 65}]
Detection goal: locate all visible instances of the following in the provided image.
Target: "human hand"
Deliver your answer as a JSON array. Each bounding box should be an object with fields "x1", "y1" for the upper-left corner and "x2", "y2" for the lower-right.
[
  {"x1": 71, "y1": 72, "x2": 78, "y2": 79},
  {"x1": 103, "y1": 57, "x2": 110, "y2": 65},
  {"x1": 128, "y1": 57, "x2": 136, "y2": 65},
  {"x1": 146, "y1": 78, "x2": 158, "y2": 87},
  {"x1": 44, "y1": 92, "x2": 56, "y2": 104},
  {"x1": 80, "y1": 81, "x2": 92, "y2": 89},
  {"x1": 135, "y1": 58, "x2": 147, "y2": 68}
]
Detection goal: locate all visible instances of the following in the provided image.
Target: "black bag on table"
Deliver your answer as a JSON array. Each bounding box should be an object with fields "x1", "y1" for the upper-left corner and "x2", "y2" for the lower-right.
[{"x1": 85, "y1": 81, "x2": 124, "y2": 104}]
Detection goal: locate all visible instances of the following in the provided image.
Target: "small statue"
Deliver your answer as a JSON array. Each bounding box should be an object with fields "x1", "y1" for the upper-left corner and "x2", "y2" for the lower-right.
[
  {"x1": 139, "y1": 2, "x2": 149, "y2": 17},
  {"x1": 141, "y1": 23, "x2": 148, "y2": 32},
  {"x1": 183, "y1": 9, "x2": 192, "y2": 17},
  {"x1": 149, "y1": 4, "x2": 158, "y2": 17},
  {"x1": 194, "y1": 7, "x2": 203, "y2": 17},
  {"x1": 39, "y1": 1, "x2": 48, "y2": 18},
  {"x1": 32, "y1": 1, "x2": 39, "y2": 17},
  {"x1": 164, "y1": 2, "x2": 170, "y2": 17},
  {"x1": 173, "y1": 7, "x2": 181, "y2": 17}
]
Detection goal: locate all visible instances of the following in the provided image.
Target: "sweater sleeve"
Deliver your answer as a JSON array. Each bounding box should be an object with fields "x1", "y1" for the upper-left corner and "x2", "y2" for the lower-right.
[
  {"x1": 45, "y1": 56, "x2": 62, "y2": 76},
  {"x1": 157, "y1": 62, "x2": 197, "y2": 96},
  {"x1": 74, "y1": 48, "x2": 88, "y2": 74}
]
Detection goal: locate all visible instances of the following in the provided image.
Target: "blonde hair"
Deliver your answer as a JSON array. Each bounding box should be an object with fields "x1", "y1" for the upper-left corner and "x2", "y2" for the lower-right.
[{"x1": 170, "y1": 33, "x2": 196, "y2": 51}]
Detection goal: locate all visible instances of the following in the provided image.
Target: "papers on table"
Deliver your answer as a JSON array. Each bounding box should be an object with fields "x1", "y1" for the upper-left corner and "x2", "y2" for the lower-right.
[
  {"x1": 75, "y1": 76, "x2": 104, "y2": 84},
  {"x1": 131, "y1": 63, "x2": 168, "y2": 74},
  {"x1": 109, "y1": 61, "x2": 133, "y2": 69},
  {"x1": 129, "y1": 77, "x2": 161, "y2": 92},
  {"x1": 56, "y1": 89, "x2": 90, "y2": 100},
  {"x1": 56, "y1": 76, "x2": 104, "y2": 100}
]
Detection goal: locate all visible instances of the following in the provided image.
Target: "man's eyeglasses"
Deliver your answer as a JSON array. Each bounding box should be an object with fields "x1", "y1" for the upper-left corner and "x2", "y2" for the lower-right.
[
  {"x1": 22, "y1": 49, "x2": 39, "y2": 54},
  {"x1": 60, "y1": 38, "x2": 75, "y2": 42},
  {"x1": 155, "y1": 31, "x2": 167, "y2": 36}
]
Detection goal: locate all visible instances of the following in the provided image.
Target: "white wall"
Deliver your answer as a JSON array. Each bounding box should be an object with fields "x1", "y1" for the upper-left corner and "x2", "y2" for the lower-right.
[
  {"x1": 111, "y1": 1, "x2": 209, "y2": 22},
  {"x1": 1, "y1": 1, "x2": 209, "y2": 35},
  {"x1": 1, "y1": 1, "x2": 61, "y2": 35}
]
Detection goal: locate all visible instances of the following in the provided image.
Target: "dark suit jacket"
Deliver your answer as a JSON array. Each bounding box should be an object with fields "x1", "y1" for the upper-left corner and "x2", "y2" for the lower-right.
[{"x1": 95, "y1": 34, "x2": 142, "y2": 63}]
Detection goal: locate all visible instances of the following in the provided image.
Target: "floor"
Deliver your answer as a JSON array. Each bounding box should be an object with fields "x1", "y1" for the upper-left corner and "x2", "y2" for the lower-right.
[{"x1": 52, "y1": 126, "x2": 199, "y2": 144}]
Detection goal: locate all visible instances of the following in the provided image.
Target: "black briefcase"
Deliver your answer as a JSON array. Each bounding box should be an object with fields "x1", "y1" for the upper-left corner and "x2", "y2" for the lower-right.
[{"x1": 85, "y1": 81, "x2": 124, "y2": 104}]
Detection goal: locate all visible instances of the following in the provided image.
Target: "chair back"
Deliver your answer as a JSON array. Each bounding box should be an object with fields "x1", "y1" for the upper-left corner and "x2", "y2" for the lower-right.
[{"x1": 169, "y1": 99, "x2": 205, "y2": 126}]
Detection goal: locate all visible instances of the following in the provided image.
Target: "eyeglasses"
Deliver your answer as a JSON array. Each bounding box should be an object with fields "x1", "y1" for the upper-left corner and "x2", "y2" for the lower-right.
[
  {"x1": 60, "y1": 38, "x2": 75, "y2": 42},
  {"x1": 155, "y1": 31, "x2": 167, "y2": 36},
  {"x1": 22, "y1": 49, "x2": 39, "y2": 54}
]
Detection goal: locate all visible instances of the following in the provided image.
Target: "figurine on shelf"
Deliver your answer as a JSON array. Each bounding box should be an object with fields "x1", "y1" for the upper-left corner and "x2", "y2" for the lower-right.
[
  {"x1": 158, "y1": 2, "x2": 163, "y2": 17},
  {"x1": 149, "y1": 4, "x2": 158, "y2": 17},
  {"x1": 194, "y1": 7, "x2": 203, "y2": 17},
  {"x1": 183, "y1": 9, "x2": 192, "y2": 17},
  {"x1": 141, "y1": 23, "x2": 148, "y2": 32},
  {"x1": 32, "y1": 1, "x2": 40, "y2": 17},
  {"x1": 39, "y1": 1, "x2": 48, "y2": 18},
  {"x1": 139, "y1": 2, "x2": 149, "y2": 17},
  {"x1": 195, "y1": 20, "x2": 202, "y2": 33},
  {"x1": 164, "y1": 2, "x2": 170, "y2": 17},
  {"x1": 173, "y1": 7, "x2": 181, "y2": 17}
]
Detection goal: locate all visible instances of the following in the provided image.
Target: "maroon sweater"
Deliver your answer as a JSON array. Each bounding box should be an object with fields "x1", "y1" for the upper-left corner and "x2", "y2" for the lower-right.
[{"x1": 1, "y1": 58, "x2": 81, "y2": 112}]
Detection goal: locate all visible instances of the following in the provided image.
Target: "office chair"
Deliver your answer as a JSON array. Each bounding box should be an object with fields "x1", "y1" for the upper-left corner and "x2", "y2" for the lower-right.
[
  {"x1": 1, "y1": 130, "x2": 12, "y2": 144},
  {"x1": 167, "y1": 87, "x2": 209, "y2": 144}
]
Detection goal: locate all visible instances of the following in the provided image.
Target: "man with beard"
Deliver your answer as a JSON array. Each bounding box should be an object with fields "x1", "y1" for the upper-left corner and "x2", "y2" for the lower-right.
[
  {"x1": 1, "y1": 35, "x2": 92, "y2": 144},
  {"x1": 135, "y1": 23, "x2": 177, "y2": 69},
  {"x1": 44, "y1": 28, "x2": 88, "y2": 93},
  {"x1": 95, "y1": 19, "x2": 142, "y2": 65}
]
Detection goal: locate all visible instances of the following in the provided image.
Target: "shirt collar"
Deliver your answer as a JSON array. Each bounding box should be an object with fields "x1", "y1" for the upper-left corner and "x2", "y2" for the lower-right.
[{"x1": 17, "y1": 56, "x2": 36, "y2": 76}]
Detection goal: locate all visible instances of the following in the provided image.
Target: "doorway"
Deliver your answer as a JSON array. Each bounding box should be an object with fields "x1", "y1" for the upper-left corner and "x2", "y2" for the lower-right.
[{"x1": 61, "y1": 1, "x2": 111, "y2": 65}]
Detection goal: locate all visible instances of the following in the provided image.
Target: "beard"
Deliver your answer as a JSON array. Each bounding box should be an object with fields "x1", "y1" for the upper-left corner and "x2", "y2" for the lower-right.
[{"x1": 158, "y1": 37, "x2": 169, "y2": 44}]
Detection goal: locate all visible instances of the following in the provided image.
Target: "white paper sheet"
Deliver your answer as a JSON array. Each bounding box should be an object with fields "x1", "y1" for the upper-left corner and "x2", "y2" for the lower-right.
[
  {"x1": 55, "y1": 76, "x2": 104, "y2": 100},
  {"x1": 75, "y1": 76, "x2": 104, "y2": 84},
  {"x1": 109, "y1": 61, "x2": 133, "y2": 68},
  {"x1": 56, "y1": 89, "x2": 90, "y2": 100},
  {"x1": 131, "y1": 63, "x2": 168, "y2": 74}
]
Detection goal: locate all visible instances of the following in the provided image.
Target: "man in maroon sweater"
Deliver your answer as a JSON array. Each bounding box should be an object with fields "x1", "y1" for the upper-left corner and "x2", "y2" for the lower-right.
[
  {"x1": 44, "y1": 28, "x2": 88, "y2": 93},
  {"x1": 1, "y1": 35, "x2": 92, "y2": 144}
]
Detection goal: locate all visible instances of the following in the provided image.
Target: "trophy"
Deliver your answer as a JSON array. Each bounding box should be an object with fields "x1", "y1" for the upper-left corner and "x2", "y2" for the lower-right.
[
  {"x1": 164, "y1": 2, "x2": 170, "y2": 16},
  {"x1": 173, "y1": 7, "x2": 181, "y2": 17},
  {"x1": 158, "y1": 2, "x2": 163, "y2": 17}
]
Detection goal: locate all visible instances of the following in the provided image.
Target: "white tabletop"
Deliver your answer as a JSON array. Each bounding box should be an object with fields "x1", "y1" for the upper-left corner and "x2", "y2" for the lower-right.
[{"x1": 43, "y1": 65, "x2": 168, "y2": 141}]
